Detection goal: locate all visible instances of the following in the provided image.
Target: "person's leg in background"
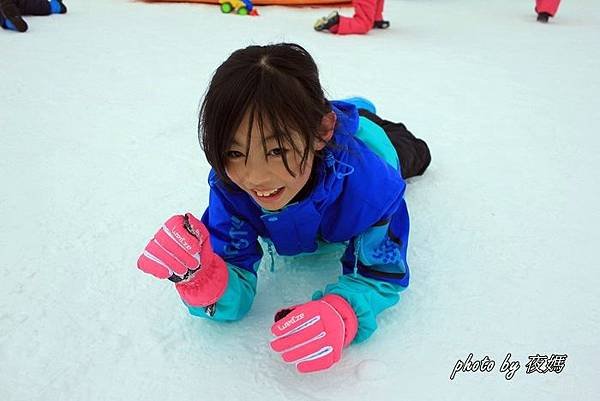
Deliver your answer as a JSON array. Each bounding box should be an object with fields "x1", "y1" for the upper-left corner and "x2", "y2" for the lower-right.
[
  {"x1": 0, "y1": 0, "x2": 28, "y2": 32},
  {"x1": 372, "y1": 0, "x2": 390, "y2": 29},
  {"x1": 535, "y1": 0, "x2": 561, "y2": 23},
  {"x1": 336, "y1": 0, "x2": 377, "y2": 35},
  {"x1": 16, "y1": 0, "x2": 66, "y2": 16},
  {"x1": 315, "y1": 0, "x2": 379, "y2": 35}
]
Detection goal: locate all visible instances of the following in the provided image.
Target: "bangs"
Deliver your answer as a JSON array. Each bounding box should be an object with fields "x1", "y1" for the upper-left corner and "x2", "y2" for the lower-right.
[
  {"x1": 245, "y1": 74, "x2": 321, "y2": 177},
  {"x1": 199, "y1": 43, "x2": 332, "y2": 186}
]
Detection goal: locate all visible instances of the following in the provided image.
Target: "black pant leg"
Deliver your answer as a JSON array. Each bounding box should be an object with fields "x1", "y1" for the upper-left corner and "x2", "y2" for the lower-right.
[
  {"x1": 358, "y1": 109, "x2": 431, "y2": 179},
  {"x1": 15, "y1": 0, "x2": 50, "y2": 16}
]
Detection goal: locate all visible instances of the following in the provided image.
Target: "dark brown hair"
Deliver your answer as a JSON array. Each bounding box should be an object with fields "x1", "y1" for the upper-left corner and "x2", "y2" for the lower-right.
[{"x1": 199, "y1": 43, "x2": 331, "y2": 185}]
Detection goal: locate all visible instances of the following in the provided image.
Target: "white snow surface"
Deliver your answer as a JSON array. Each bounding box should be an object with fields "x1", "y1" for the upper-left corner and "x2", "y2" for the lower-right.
[{"x1": 1, "y1": 0, "x2": 599, "y2": 400}]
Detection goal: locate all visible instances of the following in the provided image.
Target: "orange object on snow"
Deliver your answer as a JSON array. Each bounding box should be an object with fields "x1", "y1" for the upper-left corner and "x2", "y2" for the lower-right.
[{"x1": 144, "y1": 0, "x2": 349, "y2": 5}]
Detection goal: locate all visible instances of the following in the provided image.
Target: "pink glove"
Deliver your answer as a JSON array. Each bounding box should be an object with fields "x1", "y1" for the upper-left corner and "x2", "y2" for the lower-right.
[
  {"x1": 137, "y1": 213, "x2": 228, "y2": 307},
  {"x1": 269, "y1": 294, "x2": 358, "y2": 373}
]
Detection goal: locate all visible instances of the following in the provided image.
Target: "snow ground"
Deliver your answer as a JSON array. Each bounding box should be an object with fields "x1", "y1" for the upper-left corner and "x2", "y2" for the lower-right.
[{"x1": 1, "y1": 0, "x2": 599, "y2": 400}]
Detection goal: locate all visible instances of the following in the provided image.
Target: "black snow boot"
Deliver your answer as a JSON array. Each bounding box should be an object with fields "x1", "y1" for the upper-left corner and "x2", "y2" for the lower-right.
[
  {"x1": 314, "y1": 11, "x2": 339, "y2": 31},
  {"x1": 0, "y1": 0, "x2": 27, "y2": 32},
  {"x1": 537, "y1": 12, "x2": 551, "y2": 23},
  {"x1": 373, "y1": 20, "x2": 390, "y2": 29}
]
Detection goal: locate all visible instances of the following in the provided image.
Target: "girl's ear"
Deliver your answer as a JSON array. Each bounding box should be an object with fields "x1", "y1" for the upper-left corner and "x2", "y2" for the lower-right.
[{"x1": 315, "y1": 111, "x2": 336, "y2": 151}]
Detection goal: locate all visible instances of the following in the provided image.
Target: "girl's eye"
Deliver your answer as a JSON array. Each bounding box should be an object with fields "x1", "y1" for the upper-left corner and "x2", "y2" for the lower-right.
[
  {"x1": 226, "y1": 150, "x2": 244, "y2": 159},
  {"x1": 267, "y1": 148, "x2": 286, "y2": 157}
]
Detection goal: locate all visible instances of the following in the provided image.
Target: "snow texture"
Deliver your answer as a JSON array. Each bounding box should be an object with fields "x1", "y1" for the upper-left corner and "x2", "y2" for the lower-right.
[{"x1": 1, "y1": 0, "x2": 599, "y2": 400}]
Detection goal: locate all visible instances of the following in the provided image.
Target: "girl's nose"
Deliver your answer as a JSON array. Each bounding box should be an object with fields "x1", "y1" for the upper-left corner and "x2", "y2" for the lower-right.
[{"x1": 243, "y1": 155, "x2": 271, "y2": 186}]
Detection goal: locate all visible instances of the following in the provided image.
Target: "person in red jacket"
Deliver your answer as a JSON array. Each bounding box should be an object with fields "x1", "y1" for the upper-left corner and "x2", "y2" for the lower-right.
[
  {"x1": 535, "y1": 0, "x2": 561, "y2": 23},
  {"x1": 314, "y1": 0, "x2": 389, "y2": 35}
]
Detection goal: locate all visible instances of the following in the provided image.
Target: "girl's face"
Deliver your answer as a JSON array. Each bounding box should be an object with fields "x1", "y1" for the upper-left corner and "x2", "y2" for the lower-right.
[{"x1": 225, "y1": 113, "x2": 333, "y2": 211}]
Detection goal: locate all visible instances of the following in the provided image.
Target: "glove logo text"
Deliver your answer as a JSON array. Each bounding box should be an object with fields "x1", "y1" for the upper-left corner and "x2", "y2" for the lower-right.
[
  {"x1": 173, "y1": 229, "x2": 193, "y2": 252},
  {"x1": 277, "y1": 313, "x2": 304, "y2": 331}
]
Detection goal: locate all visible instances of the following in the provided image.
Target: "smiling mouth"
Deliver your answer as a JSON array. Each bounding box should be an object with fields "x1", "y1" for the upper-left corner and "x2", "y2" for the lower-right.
[{"x1": 253, "y1": 187, "x2": 284, "y2": 200}]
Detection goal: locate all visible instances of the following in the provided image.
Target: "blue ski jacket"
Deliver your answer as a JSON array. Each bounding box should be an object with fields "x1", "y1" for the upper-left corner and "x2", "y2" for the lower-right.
[{"x1": 184, "y1": 100, "x2": 411, "y2": 343}]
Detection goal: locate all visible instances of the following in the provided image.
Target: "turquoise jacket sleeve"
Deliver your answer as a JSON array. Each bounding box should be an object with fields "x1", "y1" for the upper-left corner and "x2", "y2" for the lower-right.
[
  {"x1": 183, "y1": 262, "x2": 258, "y2": 321},
  {"x1": 313, "y1": 273, "x2": 405, "y2": 343}
]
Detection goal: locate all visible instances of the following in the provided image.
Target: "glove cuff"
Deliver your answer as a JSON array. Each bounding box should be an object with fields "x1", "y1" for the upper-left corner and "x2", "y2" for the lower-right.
[
  {"x1": 321, "y1": 294, "x2": 358, "y2": 347},
  {"x1": 175, "y1": 254, "x2": 228, "y2": 307}
]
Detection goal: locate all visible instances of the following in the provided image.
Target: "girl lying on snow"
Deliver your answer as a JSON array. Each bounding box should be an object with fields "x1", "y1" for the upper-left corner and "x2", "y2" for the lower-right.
[{"x1": 137, "y1": 43, "x2": 431, "y2": 373}]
